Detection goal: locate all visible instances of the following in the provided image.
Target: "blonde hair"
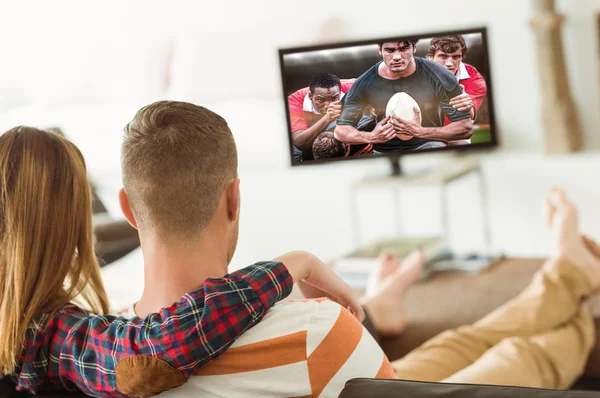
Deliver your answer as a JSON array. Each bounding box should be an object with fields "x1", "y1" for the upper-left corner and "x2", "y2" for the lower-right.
[
  {"x1": 0, "y1": 127, "x2": 109, "y2": 375},
  {"x1": 121, "y1": 101, "x2": 238, "y2": 240}
]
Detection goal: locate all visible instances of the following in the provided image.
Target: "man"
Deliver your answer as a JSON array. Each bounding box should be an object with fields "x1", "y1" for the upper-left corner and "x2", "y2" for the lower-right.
[
  {"x1": 288, "y1": 73, "x2": 353, "y2": 152},
  {"x1": 312, "y1": 130, "x2": 347, "y2": 160},
  {"x1": 115, "y1": 100, "x2": 599, "y2": 396},
  {"x1": 115, "y1": 101, "x2": 392, "y2": 397},
  {"x1": 290, "y1": 72, "x2": 472, "y2": 160},
  {"x1": 4, "y1": 124, "x2": 365, "y2": 397},
  {"x1": 288, "y1": 73, "x2": 373, "y2": 161},
  {"x1": 334, "y1": 40, "x2": 474, "y2": 153},
  {"x1": 427, "y1": 35, "x2": 487, "y2": 144},
  {"x1": 312, "y1": 131, "x2": 372, "y2": 160}
]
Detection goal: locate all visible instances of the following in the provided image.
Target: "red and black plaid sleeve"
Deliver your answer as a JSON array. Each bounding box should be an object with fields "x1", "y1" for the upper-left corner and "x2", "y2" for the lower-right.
[{"x1": 15, "y1": 261, "x2": 292, "y2": 397}]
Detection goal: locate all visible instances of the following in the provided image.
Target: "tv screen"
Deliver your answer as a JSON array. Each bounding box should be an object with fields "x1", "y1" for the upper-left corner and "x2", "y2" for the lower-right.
[{"x1": 279, "y1": 27, "x2": 497, "y2": 166}]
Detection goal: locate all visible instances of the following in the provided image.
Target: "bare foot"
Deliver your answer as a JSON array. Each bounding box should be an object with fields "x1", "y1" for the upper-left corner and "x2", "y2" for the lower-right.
[
  {"x1": 365, "y1": 253, "x2": 400, "y2": 298},
  {"x1": 362, "y1": 250, "x2": 424, "y2": 335},
  {"x1": 544, "y1": 187, "x2": 600, "y2": 288}
]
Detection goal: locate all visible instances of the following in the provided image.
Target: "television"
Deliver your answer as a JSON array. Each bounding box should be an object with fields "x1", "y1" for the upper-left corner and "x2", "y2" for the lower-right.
[{"x1": 278, "y1": 27, "x2": 497, "y2": 175}]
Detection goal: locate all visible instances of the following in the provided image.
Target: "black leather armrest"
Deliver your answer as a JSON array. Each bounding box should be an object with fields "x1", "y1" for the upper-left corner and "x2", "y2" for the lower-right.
[{"x1": 338, "y1": 379, "x2": 599, "y2": 398}]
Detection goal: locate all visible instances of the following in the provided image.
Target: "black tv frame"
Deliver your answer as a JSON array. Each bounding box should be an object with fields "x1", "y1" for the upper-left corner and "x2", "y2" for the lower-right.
[{"x1": 278, "y1": 26, "x2": 498, "y2": 174}]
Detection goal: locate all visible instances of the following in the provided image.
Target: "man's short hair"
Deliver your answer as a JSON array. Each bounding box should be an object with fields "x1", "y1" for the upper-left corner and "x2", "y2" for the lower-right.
[
  {"x1": 309, "y1": 73, "x2": 341, "y2": 94},
  {"x1": 377, "y1": 40, "x2": 419, "y2": 49},
  {"x1": 312, "y1": 131, "x2": 347, "y2": 160},
  {"x1": 121, "y1": 101, "x2": 238, "y2": 239},
  {"x1": 427, "y1": 35, "x2": 469, "y2": 58}
]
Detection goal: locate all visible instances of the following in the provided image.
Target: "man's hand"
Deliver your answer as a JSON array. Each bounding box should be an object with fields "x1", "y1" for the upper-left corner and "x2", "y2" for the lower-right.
[
  {"x1": 369, "y1": 115, "x2": 397, "y2": 143},
  {"x1": 390, "y1": 107, "x2": 423, "y2": 140},
  {"x1": 325, "y1": 100, "x2": 343, "y2": 123},
  {"x1": 449, "y1": 86, "x2": 473, "y2": 112},
  {"x1": 273, "y1": 251, "x2": 365, "y2": 322}
]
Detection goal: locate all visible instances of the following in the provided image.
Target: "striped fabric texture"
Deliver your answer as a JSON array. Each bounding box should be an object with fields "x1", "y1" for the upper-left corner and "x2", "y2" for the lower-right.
[{"x1": 118, "y1": 299, "x2": 396, "y2": 397}]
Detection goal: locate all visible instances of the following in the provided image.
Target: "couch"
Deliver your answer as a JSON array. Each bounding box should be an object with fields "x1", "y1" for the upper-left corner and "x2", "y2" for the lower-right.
[
  {"x1": 338, "y1": 378, "x2": 600, "y2": 397},
  {"x1": 46, "y1": 127, "x2": 140, "y2": 267}
]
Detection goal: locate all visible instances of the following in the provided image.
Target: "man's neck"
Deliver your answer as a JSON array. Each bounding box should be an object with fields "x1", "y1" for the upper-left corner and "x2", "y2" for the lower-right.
[
  {"x1": 378, "y1": 58, "x2": 417, "y2": 80},
  {"x1": 134, "y1": 231, "x2": 229, "y2": 317}
]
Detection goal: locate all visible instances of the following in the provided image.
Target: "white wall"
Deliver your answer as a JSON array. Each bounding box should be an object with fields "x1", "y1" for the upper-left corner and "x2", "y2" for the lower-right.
[
  {"x1": 1, "y1": 0, "x2": 600, "y2": 274},
  {"x1": 1, "y1": 0, "x2": 598, "y2": 150}
]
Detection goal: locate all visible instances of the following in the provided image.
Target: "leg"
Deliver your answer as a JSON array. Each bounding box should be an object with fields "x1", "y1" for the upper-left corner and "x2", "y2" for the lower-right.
[
  {"x1": 443, "y1": 306, "x2": 596, "y2": 389},
  {"x1": 390, "y1": 189, "x2": 600, "y2": 382},
  {"x1": 362, "y1": 251, "x2": 425, "y2": 336},
  {"x1": 391, "y1": 257, "x2": 593, "y2": 382}
]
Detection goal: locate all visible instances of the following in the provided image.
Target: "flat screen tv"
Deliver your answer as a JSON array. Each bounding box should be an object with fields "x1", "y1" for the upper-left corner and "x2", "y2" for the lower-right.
[{"x1": 279, "y1": 27, "x2": 497, "y2": 174}]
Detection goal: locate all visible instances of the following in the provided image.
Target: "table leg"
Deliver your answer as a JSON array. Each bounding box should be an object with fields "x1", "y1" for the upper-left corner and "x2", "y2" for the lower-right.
[{"x1": 477, "y1": 165, "x2": 492, "y2": 249}]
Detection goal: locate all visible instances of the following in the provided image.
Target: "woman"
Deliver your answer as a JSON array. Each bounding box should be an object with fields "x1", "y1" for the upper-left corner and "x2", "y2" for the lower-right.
[{"x1": 0, "y1": 127, "x2": 361, "y2": 397}]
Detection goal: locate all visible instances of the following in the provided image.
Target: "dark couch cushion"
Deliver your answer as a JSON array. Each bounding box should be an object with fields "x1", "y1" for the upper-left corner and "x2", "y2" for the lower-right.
[
  {"x1": 338, "y1": 378, "x2": 600, "y2": 398},
  {"x1": 93, "y1": 213, "x2": 140, "y2": 266},
  {"x1": 583, "y1": 318, "x2": 600, "y2": 378}
]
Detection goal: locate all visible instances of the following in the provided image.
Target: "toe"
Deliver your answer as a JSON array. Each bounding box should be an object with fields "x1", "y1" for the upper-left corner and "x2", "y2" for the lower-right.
[
  {"x1": 378, "y1": 253, "x2": 400, "y2": 277},
  {"x1": 403, "y1": 249, "x2": 425, "y2": 267}
]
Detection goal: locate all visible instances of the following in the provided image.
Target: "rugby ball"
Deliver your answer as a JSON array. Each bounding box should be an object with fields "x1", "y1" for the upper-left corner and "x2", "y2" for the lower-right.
[{"x1": 385, "y1": 92, "x2": 422, "y2": 141}]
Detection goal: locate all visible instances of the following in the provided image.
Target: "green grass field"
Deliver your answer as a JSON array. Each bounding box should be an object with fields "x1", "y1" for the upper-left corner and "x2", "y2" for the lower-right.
[{"x1": 471, "y1": 127, "x2": 491, "y2": 144}]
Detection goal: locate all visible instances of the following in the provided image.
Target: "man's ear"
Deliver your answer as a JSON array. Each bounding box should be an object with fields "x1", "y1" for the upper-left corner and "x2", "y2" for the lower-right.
[
  {"x1": 226, "y1": 178, "x2": 241, "y2": 222},
  {"x1": 119, "y1": 188, "x2": 138, "y2": 229},
  {"x1": 308, "y1": 91, "x2": 313, "y2": 100}
]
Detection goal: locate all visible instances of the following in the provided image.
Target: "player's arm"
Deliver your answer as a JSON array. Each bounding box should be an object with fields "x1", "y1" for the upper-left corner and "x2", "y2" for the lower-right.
[
  {"x1": 334, "y1": 125, "x2": 369, "y2": 144},
  {"x1": 449, "y1": 87, "x2": 475, "y2": 119},
  {"x1": 334, "y1": 85, "x2": 396, "y2": 144},
  {"x1": 391, "y1": 77, "x2": 474, "y2": 141},
  {"x1": 465, "y1": 70, "x2": 488, "y2": 120},
  {"x1": 390, "y1": 110, "x2": 473, "y2": 142},
  {"x1": 418, "y1": 118, "x2": 473, "y2": 141},
  {"x1": 335, "y1": 118, "x2": 397, "y2": 144},
  {"x1": 449, "y1": 69, "x2": 487, "y2": 121},
  {"x1": 333, "y1": 79, "x2": 375, "y2": 144},
  {"x1": 449, "y1": 89, "x2": 486, "y2": 124},
  {"x1": 293, "y1": 101, "x2": 341, "y2": 151},
  {"x1": 333, "y1": 89, "x2": 367, "y2": 143}
]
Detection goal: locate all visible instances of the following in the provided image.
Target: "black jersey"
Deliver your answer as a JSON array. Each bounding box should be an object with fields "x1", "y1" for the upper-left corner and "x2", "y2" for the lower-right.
[{"x1": 337, "y1": 57, "x2": 471, "y2": 152}]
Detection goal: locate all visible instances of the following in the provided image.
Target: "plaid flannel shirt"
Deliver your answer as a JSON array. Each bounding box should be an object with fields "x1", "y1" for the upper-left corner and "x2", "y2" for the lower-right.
[{"x1": 14, "y1": 261, "x2": 292, "y2": 397}]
